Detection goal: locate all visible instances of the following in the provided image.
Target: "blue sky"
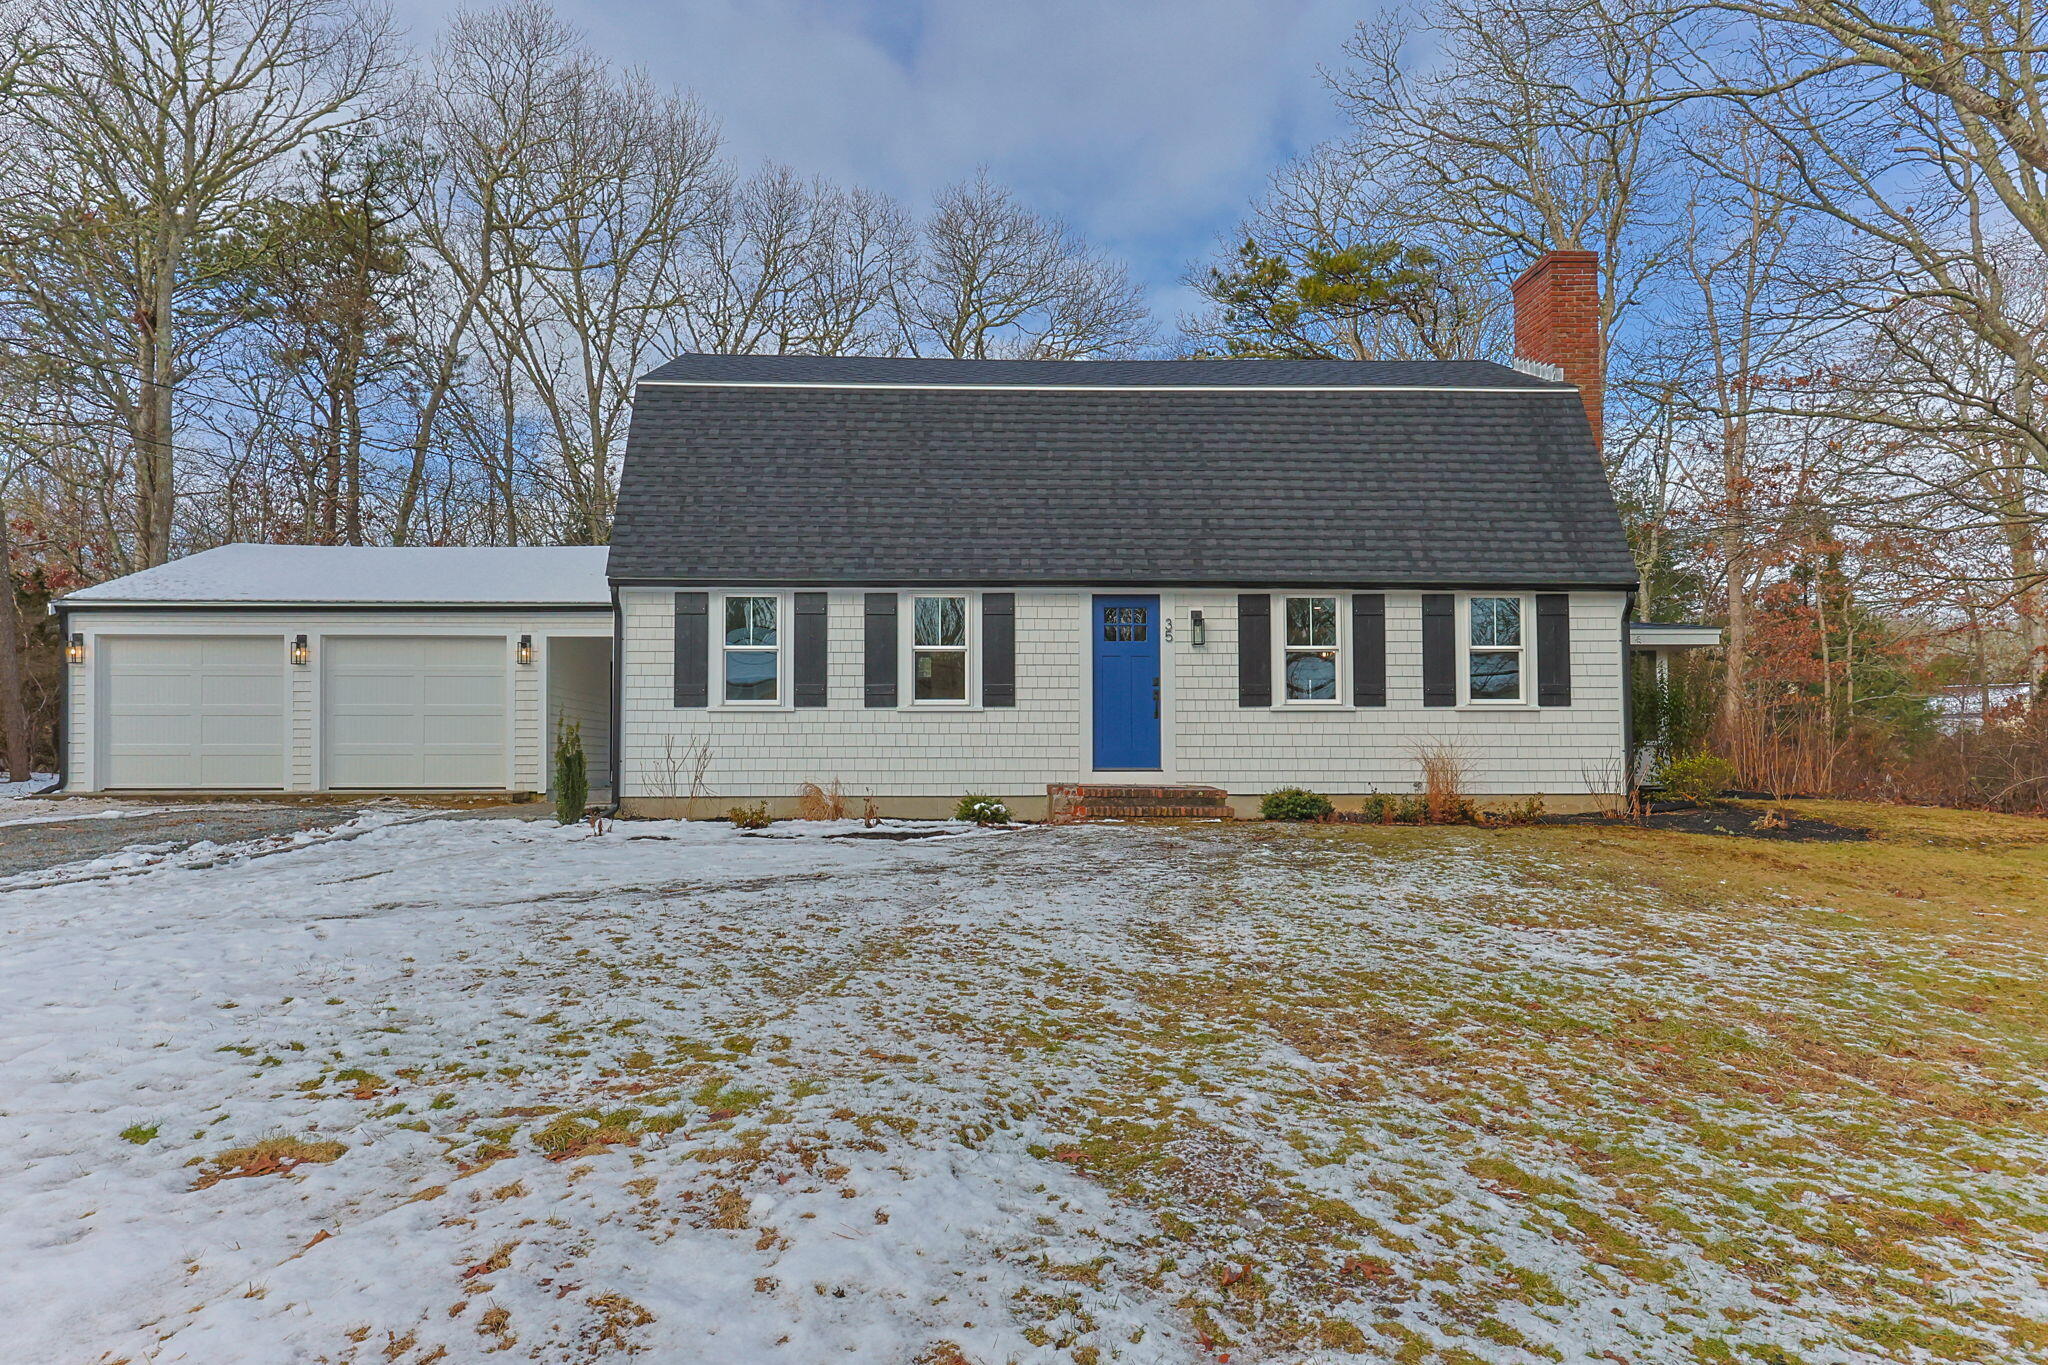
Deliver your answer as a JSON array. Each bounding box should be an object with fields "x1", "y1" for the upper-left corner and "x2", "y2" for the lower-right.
[{"x1": 390, "y1": 0, "x2": 1369, "y2": 327}]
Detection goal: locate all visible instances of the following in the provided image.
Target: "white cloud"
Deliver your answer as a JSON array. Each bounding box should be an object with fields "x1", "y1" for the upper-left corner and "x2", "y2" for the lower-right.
[{"x1": 387, "y1": 0, "x2": 1368, "y2": 323}]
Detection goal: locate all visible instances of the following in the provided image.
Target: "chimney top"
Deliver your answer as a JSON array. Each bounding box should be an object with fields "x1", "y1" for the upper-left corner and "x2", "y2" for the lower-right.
[{"x1": 1511, "y1": 250, "x2": 1603, "y2": 449}]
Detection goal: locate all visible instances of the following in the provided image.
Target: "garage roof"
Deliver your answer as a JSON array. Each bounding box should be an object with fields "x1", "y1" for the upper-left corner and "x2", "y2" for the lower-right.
[{"x1": 61, "y1": 545, "x2": 612, "y2": 608}]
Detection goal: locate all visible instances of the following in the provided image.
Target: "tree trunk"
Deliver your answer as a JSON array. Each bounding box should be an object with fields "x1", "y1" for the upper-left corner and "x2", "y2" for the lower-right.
[
  {"x1": 2001, "y1": 517, "x2": 2048, "y2": 708},
  {"x1": 134, "y1": 227, "x2": 183, "y2": 567},
  {"x1": 0, "y1": 504, "x2": 34, "y2": 783}
]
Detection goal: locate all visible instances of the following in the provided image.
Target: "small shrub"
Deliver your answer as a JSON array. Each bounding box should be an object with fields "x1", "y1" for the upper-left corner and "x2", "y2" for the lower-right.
[
  {"x1": 120, "y1": 1122, "x2": 159, "y2": 1145},
  {"x1": 552, "y1": 720, "x2": 588, "y2": 826},
  {"x1": 726, "y1": 802, "x2": 772, "y2": 829},
  {"x1": 1482, "y1": 795, "x2": 1547, "y2": 826},
  {"x1": 1359, "y1": 790, "x2": 1465, "y2": 825},
  {"x1": 955, "y1": 794, "x2": 1012, "y2": 825},
  {"x1": 1260, "y1": 787, "x2": 1333, "y2": 821},
  {"x1": 794, "y1": 779, "x2": 849, "y2": 820},
  {"x1": 1655, "y1": 750, "x2": 1738, "y2": 805}
]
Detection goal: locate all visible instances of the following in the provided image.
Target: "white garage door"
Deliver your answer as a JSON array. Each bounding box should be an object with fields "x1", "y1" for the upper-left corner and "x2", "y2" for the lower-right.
[
  {"x1": 323, "y1": 636, "x2": 508, "y2": 789},
  {"x1": 100, "y1": 635, "x2": 287, "y2": 789}
]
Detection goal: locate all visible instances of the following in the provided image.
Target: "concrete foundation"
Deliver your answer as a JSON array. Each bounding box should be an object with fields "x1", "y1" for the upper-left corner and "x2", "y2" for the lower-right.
[{"x1": 616, "y1": 790, "x2": 1619, "y2": 822}]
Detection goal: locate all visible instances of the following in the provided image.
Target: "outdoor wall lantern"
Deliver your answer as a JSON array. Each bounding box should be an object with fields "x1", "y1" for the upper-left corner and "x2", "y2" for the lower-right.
[
  {"x1": 290, "y1": 634, "x2": 310, "y2": 667},
  {"x1": 1189, "y1": 610, "x2": 1206, "y2": 647},
  {"x1": 65, "y1": 633, "x2": 85, "y2": 665},
  {"x1": 516, "y1": 634, "x2": 535, "y2": 666}
]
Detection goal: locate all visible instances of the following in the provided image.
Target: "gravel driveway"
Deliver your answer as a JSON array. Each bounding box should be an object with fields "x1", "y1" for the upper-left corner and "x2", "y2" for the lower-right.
[{"x1": 0, "y1": 803, "x2": 373, "y2": 879}]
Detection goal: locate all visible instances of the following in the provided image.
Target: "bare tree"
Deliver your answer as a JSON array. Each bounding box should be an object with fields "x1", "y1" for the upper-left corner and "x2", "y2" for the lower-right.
[
  {"x1": 471, "y1": 35, "x2": 720, "y2": 544},
  {"x1": 1648, "y1": 116, "x2": 1822, "y2": 731},
  {"x1": 1668, "y1": 3, "x2": 2048, "y2": 696},
  {"x1": 1329, "y1": 0, "x2": 1677, "y2": 343},
  {"x1": 4, "y1": 0, "x2": 390, "y2": 566},
  {"x1": 900, "y1": 171, "x2": 1153, "y2": 359},
  {"x1": 685, "y1": 165, "x2": 912, "y2": 356},
  {"x1": 392, "y1": 0, "x2": 587, "y2": 545}
]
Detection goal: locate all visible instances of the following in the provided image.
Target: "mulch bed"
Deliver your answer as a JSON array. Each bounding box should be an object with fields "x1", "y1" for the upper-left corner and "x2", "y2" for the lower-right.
[{"x1": 1543, "y1": 801, "x2": 1872, "y2": 843}]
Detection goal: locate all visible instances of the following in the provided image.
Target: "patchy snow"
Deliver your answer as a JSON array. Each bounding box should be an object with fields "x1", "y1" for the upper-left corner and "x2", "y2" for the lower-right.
[
  {"x1": 59, "y1": 543, "x2": 611, "y2": 605},
  {"x1": 0, "y1": 817, "x2": 2042, "y2": 1364},
  {"x1": 0, "y1": 803, "x2": 166, "y2": 831},
  {"x1": 0, "y1": 772, "x2": 55, "y2": 800}
]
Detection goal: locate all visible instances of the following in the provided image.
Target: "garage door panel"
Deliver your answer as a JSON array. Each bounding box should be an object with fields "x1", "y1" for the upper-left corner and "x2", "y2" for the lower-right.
[
  {"x1": 101, "y1": 636, "x2": 286, "y2": 790},
  {"x1": 201, "y1": 674, "x2": 283, "y2": 708},
  {"x1": 324, "y1": 636, "x2": 508, "y2": 789},
  {"x1": 424, "y1": 755, "x2": 506, "y2": 787},
  {"x1": 422, "y1": 676, "x2": 499, "y2": 707}
]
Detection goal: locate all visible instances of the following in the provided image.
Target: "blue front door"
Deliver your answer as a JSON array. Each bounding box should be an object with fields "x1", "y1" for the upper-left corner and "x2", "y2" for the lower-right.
[{"x1": 1093, "y1": 594, "x2": 1161, "y2": 770}]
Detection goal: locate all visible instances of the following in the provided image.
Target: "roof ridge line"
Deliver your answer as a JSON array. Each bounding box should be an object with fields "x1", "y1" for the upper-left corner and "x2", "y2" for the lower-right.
[{"x1": 636, "y1": 380, "x2": 1575, "y2": 393}]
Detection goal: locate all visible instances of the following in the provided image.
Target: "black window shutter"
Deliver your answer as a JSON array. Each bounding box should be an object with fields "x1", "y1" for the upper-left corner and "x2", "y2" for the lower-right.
[
  {"x1": 793, "y1": 592, "x2": 828, "y2": 707},
  {"x1": 1353, "y1": 593, "x2": 1387, "y2": 706},
  {"x1": 1237, "y1": 593, "x2": 1271, "y2": 707},
  {"x1": 1536, "y1": 593, "x2": 1572, "y2": 706},
  {"x1": 673, "y1": 592, "x2": 708, "y2": 707},
  {"x1": 863, "y1": 592, "x2": 898, "y2": 707},
  {"x1": 1422, "y1": 593, "x2": 1456, "y2": 707},
  {"x1": 982, "y1": 592, "x2": 1016, "y2": 707}
]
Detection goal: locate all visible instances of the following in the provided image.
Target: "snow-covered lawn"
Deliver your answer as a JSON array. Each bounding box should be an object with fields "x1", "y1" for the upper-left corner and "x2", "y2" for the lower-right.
[{"x1": 3, "y1": 809, "x2": 2044, "y2": 1364}]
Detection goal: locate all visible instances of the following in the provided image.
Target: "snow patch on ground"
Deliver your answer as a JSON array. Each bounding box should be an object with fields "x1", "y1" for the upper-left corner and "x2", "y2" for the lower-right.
[{"x1": 0, "y1": 771, "x2": 56, "y2": 802}]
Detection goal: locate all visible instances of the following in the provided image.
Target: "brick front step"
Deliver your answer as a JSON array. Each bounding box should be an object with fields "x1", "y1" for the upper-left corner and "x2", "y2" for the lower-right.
[{"x1": 1046, "y1": 783, "x2": 1233, "y2": 823}]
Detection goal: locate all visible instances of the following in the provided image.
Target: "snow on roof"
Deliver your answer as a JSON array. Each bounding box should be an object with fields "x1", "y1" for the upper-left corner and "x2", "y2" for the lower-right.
[{"x1": 62, "y1": 544, "x2": 613, "y2": 607}]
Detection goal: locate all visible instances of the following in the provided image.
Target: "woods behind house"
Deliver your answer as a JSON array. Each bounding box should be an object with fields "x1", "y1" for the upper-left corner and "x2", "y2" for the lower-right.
[{"x1": 3, "y1": 0, "x2": 2046, "y2": 808}]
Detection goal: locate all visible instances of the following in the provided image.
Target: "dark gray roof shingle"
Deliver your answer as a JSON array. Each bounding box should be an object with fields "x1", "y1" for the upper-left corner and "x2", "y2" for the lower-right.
[
  {"x1": 640, "y1": 353, "x2": 1564, "y2": 389},
  {"x1": 610, "y1": 364, "x2": 1636, "y2": 588}
]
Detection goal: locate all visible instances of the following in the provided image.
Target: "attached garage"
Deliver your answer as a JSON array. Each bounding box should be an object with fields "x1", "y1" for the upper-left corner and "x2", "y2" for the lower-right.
[
  {"x1": 56, "y1": 545, "x2": 612, "y2": 796},
  {"x1": 99, "y1": 635, "x2": 288, "y2": 789}
]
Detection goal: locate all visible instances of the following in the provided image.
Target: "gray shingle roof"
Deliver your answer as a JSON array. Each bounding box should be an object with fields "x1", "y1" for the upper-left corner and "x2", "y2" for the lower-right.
[
  {"x1": 610, "y1": 365, "x2": 1637, "y2": 588},
  {"x1": 640, "y1": 353, "x2": 1563, "y2": 389}
]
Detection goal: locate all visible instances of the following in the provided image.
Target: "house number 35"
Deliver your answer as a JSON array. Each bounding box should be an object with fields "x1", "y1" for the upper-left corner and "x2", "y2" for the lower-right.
[{"x1": 1163, "y1": 618, "x2": 1175, "y2": 642}]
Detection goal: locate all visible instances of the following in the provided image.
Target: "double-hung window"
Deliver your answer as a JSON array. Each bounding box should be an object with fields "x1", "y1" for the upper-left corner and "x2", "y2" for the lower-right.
[
  {"x1": 1283, "y1": 595, "x2": 1340, "y2": 702},
  {"x1": 911, "y1": 595, "x2": 969, "y2": 702},
  {"x1": 1467, "y1": 595, "x2": 1525, "y2": 702},
  {"x1": 722, "y1": 594, "x2": 780, "y2": 703}
]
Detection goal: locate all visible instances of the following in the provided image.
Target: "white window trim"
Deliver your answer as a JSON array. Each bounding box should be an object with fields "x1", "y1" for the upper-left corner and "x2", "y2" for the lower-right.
[
  {"x1": 899, "y1": 591, "x2": 980, "y2": 708},
  {"x1": 1460, "y1": 593, "x2": 1533, "y2": 707},
  {"x1": 715, "y1": 590, "x2": 790, "y2": 709},
  {"x1": 1274, "y1": 592, "x2": 1347, "y2": 706}
]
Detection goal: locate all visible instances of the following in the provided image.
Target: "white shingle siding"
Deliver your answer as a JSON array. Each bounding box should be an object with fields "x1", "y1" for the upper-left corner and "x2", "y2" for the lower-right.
[
  {"x1": 544, "y1": 641, "x2": 613, "y2": 790},
  {"x1": 1173, "y1": 590, "x2": 1628, "y2": 795},
  {"x1": 617, "y1": 587, "x2": 1628, "y2": 800},
  {"x1": 63, "y1": 609, "x2": 610, "y2": 793},
  {"x1": 618, "y1": 588, "x2": 1084, "y2": 799}
]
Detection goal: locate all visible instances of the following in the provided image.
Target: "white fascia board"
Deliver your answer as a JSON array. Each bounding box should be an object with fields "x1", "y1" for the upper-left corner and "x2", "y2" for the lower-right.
[{"x1": 1629, "y1": 624, "x2": 1722, "y2": 648}]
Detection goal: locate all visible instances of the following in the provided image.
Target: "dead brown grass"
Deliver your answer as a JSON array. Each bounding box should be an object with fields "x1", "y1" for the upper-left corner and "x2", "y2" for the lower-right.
[
  {"x1": 793, "y1": 780, "x2": 849, "y2": 821},
  {"x1": 190, "y1": 1136, "x2": 346, "y2": 1189},
  {"x1": 1412, "y1": 740, "x2": 1472, "y2": 824}
]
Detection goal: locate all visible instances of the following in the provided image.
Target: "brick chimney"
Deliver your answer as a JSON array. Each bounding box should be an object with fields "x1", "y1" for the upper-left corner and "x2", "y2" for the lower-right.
[{"x1": 1511, "y1": 250, "x2": 1603, "y2": 448}]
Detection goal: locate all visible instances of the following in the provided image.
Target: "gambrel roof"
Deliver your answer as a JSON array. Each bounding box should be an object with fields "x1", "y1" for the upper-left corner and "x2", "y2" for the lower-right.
[{"x1": 609, "y1": 354, "x2": 1637, "y2": 589}]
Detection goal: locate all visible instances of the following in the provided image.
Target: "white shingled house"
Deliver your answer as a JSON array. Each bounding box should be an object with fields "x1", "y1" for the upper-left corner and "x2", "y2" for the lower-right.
[{"x1": 52, "y1": 251, "x2": 1714, "y2": 816}]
